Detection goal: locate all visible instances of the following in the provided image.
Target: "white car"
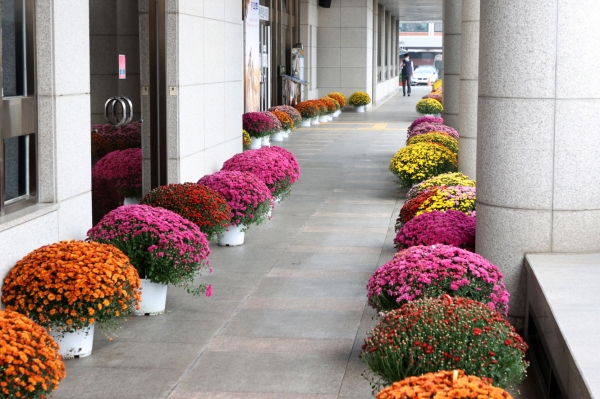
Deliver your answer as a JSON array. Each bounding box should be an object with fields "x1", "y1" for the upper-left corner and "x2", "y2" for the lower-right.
[{"x1": 411, "y1": 66, "x2": 439, "y2": 86}]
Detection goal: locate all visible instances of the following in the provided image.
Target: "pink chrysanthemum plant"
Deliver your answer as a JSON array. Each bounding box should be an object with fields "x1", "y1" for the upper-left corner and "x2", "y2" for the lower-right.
[
  {"x1": 261, "y1": 146, "x2": 300, "y2": 184},
  {"x1": 198, "y1": 171, "x2": 273, "y2": 230},
  {"x1": 366, "y1": 244, "x2": 509, "y2": 315},
  {"x1": 92, "y1": 148, "x2": 142, "y2": 199},
  {"x1": 394, "y1": 210, "x2": 476, "y2": 252},
  {"x1": 407, "y1": 123, "x2": 459, "y2": 141},
  {"x1": 243, "y1": 112, "x2": 276, "y2": 138},
  {"x1": 221, "y1": 147, "x2": 297, "y2": 200},
  {"x1": 261, "y1": 111, "x2": 283, "y2": 132},
  {"x1": 407, "y1": 116, "x2": 444, "y2": 134},
  {"x1": 87, "y1": 205, "x2": 212, "y2": 296}
]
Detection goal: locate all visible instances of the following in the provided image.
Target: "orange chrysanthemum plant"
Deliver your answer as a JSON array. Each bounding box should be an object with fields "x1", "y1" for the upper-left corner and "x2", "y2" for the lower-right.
[
  {"x1": 2, "y1": 241, "x2": 142, "y2": 336},
  {"x1": 294, "y1": 101, "x2": 319, "y2": 120},
  {"x1": 377, "y1": 370, "x2": 513, "y2": 399},
  {"x1": 309, "y1": 99, "x2": 328, "y2": 116},
  {"x1": 271, "y1": 109, "x2": 295, "y2": 131},
  {"x1": 0, "y1": 309, "x2": 66, "y2": 399},
  {"x1": 319, "y1": 97, "x2": 337, "y2": 114},
  {"x1": 327, "y1": 92, "x2": 346, "y2": 107}
]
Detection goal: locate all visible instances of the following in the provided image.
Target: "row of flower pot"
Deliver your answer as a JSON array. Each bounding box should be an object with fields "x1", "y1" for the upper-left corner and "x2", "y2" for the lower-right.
[
  {"x1": 358, "y1": 81, "x2": 527, "y2": 398},
  {"x1": 1, "y1": 116, "x2": 303, "y2": 397}
]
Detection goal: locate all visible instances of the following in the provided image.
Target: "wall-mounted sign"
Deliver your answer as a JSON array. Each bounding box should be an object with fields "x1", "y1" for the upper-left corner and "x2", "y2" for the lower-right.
[
  {"x1": 119, "y1": 55, "x2": 126, "y2": 79},
  {"x1": 259, "y1": 5, "x2": 269, "y2": 21}
]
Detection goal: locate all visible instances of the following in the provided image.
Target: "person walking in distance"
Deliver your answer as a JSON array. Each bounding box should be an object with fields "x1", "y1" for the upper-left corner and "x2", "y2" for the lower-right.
[{"x1": 401, "y1": 54, "x2": 414, "y2": 97}]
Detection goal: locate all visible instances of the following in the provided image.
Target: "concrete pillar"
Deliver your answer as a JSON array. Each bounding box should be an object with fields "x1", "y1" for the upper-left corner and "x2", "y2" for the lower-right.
[
  {"x1": 476, "y1": 0, "x2": 600, "y2": 327},
  {"x1": 457, "y1": 0, "x2": 479, "y2": 179},
  {"x1": 442, "y1": 0, "x2": 461, "y2": 129},
  {"x1": 300, "y1": 0, "x2": 319, "y2": 99}
]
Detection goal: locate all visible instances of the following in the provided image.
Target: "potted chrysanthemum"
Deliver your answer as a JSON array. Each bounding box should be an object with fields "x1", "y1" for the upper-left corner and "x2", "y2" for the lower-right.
[
  {"x1": 198, "y1": 171, "x2": 273, "y2": 246},
  {"x1": 348, "y1": 91, "x2": 371, "y2": 112},
  {"x1": 294, "y1": 101, "x2": 319, "y2": 127},
  {"x1": 261, "y1": 111, "x2": 282, "y2": 146},
  {"x1": 141, "y1": 183, "x2": 232, "y2": 241},
  {"x1": 271, "y1": 109, "x2": 294, "y2": 140},
  {"x1": 269, "y1": 105, "x2": 302, "y2": 130},
  {"x1": 416, "y1": 97, "x2": 443, "y2": 115},
  {"x1": 0, "y1": 309, "x2": 66, "y2": 397},
  {"x1": 318, "y1": 98, "x2": 336, "y2": 122},
  {"x1": 327, "y1": 92, "x2": 346, "y2": 116},
  {"x1": 2, "y1": 240, "x2": 142, "y2": 358},
  {"x1": 243, "y1": 112, "x2": 276, "y2": 149},
  {"x1": 87, "y1": 205, "x2": 212, "y2": 316}
]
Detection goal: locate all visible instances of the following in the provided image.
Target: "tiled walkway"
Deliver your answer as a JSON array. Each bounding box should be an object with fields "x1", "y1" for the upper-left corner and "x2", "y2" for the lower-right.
[{"x1": 52, "y1": 87, "x2": 541, "y2": 398}]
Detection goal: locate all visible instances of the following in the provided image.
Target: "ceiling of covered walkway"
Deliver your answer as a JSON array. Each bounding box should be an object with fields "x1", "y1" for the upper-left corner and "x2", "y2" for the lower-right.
[{"x1": 379, "y1": 0, "x2": 442, "y2": 21}]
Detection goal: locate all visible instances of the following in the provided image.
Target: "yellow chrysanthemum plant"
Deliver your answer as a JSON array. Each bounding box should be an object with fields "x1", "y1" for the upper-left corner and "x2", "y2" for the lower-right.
[
  {"x1": 415, "y1": 185, "x2": 476, "y2": 218},
  {"x1": 407, "y1": 132, "x2": 459, "y2": 155},
  {"x1": 416, "y1": 98, "x2": 443, "y2": 115},
  {"x1": 349, "y1": 91, "x2": 372, "y2": 107},
  {"x1": 406, "y1": 172, "x2": 476, "y2": 199},
  {"x1": 389, "y1": 142, "x2": 458, "y2": 188},
  {"x1": 432, "y1": 78, "x2": 443, "y2": 91},
  {"x1": 242, "y1": 129, "x2": 252, "y2": 149}
]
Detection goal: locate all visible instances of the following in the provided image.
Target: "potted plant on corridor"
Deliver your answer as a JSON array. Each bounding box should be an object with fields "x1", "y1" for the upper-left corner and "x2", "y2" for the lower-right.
[
  {"x1": 309, "y1": 100, "x2": 328, "y2": 124},
  {"x1": 319, "y1": 97, "x2": 337, "y2": 122},
  {"x1": 269, "y1": 105, "x2": 302, "y2": 131},
  {"x1": 326, "y1": 96, "x2": 341, "y2": 118},
  {"x1": 141, "y1": 183, "x2": 232, "y2": 241},
  {"x1": 416, "y1": 97, "x2": 443, "y2": 116},
  {"x1": 2, "y1": 240, "x2": 142, "y2": 358},
  {"x1": 242, "y1": 129, "x2": 252, "y2": 150},
  {"x1": 407, "y1": 122, "x2": 459, "y2": 141},
  {"x1": 406, "y1": 132, "x2": 459, "y2": 155},
  {"x1": 294, "y1": 101, "x2": 319, "y2": 127},
  {"x1": 0, "y1": 309, "x2": 67, "y2": 398},
  {"x1": 360, "y1": 296, "x2": 528, "y2": 391},
  {"x1": 92, "y1": 148, "x2": 143, "y2": 204},
  {"x1": 327, "y1": 92, "x2": 346, "y2": 116},
  {"x1": 87, "y1": 205, "x2": 212, "y2": 316},
  {"x1": 407, "y1": 116, "x2": 444, "y2": 134},
  {"x1": 261, "y1": 110, "x2": 283, "y2": 145},
  {"x1": 198, "y1": 171, "x2": 273, "y2": 246},
  {"x1": 271, "y1": 109, "x2": 294, "y2": 139},
  {"x1": 389, "y1": 142, "x2": 458, "y2": 188},
  {"x1": 242, "y1": 112, "x2": 276, "y2": 149},
  {"x1": 405, "y1": 171, "x2": 475, "y2": 200},
  {"x1": 349, "y1": 91, "x2": 371, "y2": 112},
  {"x1": 376, "y1": 370, "x2": 514, "y2": 399},
  {"x1": 367, "y1": 244, "x2": 509, "y2": 314}
]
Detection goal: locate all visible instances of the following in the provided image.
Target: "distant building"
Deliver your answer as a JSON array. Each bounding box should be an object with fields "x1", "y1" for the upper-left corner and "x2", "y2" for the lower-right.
[{"x1": 399, "y1": 22, "x2": 443, "y2": 71}]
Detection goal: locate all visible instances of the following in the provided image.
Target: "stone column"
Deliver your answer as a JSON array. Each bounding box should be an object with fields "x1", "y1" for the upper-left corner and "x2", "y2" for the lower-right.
[
  {"x1": 442, "y1": 0, "x2": 461, "y2": 129},
  {"x1": 457, "y1": 0, "x2": 479, "y2": 179},
  {"x1": 476, "y1": 0, "x2": 600, "y2": 327}
]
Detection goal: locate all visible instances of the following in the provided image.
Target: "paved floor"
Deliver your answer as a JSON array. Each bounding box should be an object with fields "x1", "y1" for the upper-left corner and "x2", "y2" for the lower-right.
[{"x1": 52, "y1": 87, "x2": 542, "y2": 398}]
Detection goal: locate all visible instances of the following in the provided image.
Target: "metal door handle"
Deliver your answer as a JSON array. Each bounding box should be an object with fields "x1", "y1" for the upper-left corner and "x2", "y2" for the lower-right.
[{"x1": 104, "y1": 96, "x2": 134, "y2": 127}]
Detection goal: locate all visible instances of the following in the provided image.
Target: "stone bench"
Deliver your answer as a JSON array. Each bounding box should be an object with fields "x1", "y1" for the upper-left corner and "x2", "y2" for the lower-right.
[{"x1": 525, "y1": 253, "x2": 600, "y2": 399}]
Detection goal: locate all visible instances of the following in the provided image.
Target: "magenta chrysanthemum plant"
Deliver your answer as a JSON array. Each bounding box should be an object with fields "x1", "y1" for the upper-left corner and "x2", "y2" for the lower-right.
[
  {"x1": 221, "y1": 148, "x2": 295, "y2": 199},
  {"x1": 263, "y1": 146, "x2": 300, "y2": 184},
  {"x1": 92, "y1": 148, "x2": 142, "y2": 198},
  {"x1": 242, "y1": 112, "x2": 276, "y2": 138},
  {"x1": 269, "y1": 105, "x2": 303, "y2": 127},
  {"x1": 87, "y1": 205, "x2": 212, "y2": 296},
  {"x1": 407, "y1": 116, "x2": 444, "y2": 133},
  {"x1": 198, "y1": 170, "x2": 273, "y2": 228},
  {"x1": 366, "y1": 244, "x2": 509, "y2": 315},
  {"x1": 394, "y1": 210, "x2": 476, "y2": 252},
  {"x1": 407, "y1": 123, "x2": 459, "y2": 141},
  {"x1": 261, "y1": 111, "x2": 282, "y2": 132}
]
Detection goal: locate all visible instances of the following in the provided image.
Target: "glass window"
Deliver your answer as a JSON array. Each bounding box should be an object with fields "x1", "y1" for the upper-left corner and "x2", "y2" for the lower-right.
[
  {"x1": 434, "y1": 22, "x2": 443, "y2": 32},
  {"x1": 400, "y1": 23, "x2": 428, "y2": 33},
  {"x1": 1, "y1": 0, "x2": 37, "y2": 214}
]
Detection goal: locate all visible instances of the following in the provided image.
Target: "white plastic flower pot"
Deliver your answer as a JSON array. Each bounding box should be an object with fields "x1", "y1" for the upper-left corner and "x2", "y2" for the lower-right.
[
  {"x1": 311, "y1": 117, "x2": 320, "y2": 125},
  {"x1": 318, "y1": 115, "x2": 329, "y2": 122},
  {"x1": 133, "y1": 279, "x2": 168, "y2": 316},
  {"x1": 355, "y1": 105, "x2": 365, "y2": 112},
  {"x1": 333, "y1": 110, "x2": 341, "y2": 117},
  {"x1": 282, "y1": 129, "x2": 290, "y2": 138},
  {"x1": 327, "y1": 115, "x2": 333, "y2": 121},
  {"x1": 261, "y1": 136, "x2": 271, "y2": 147},
  {"x1": 218, "y1": 224, "x2": 246, "y2": 246},
  {"x1": 301, "y1": 120, "x2": 311, "y2": 127},
  {"x1": 50, "y1": 325, "x2": 95, "y2": 359},
  {"x1": 271, "y1": 131, "x2": 284, "y2": 142},
  {"x1": 250, "y1": 137, "x2": 262, "y2": 149},
  {"x1": 124, "y1": 197, "x2": 140, "y2": 205}
]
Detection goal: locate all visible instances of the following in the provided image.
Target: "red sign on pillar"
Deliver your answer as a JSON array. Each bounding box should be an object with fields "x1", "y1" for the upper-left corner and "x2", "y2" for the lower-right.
[{"x1": 119, "y1": 55, "x2": 126, "y2": 79}]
